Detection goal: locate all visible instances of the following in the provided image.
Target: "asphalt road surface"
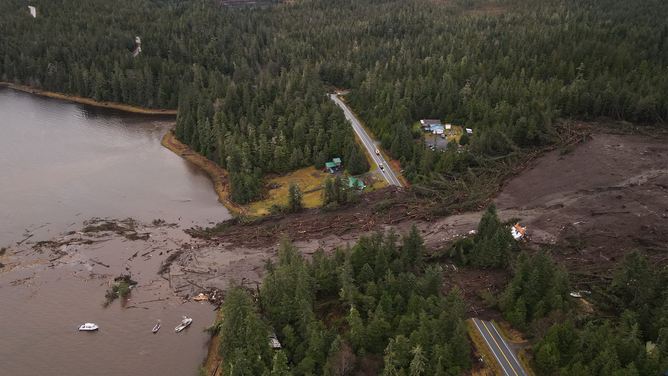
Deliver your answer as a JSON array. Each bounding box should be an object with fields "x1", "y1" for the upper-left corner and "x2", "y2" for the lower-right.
[
  {"x1": 472, "y1": 318, "x2": 528, "y2": 376},
  {"x1": 329, "y1": 94, "x2": 402, "y2": 187}
]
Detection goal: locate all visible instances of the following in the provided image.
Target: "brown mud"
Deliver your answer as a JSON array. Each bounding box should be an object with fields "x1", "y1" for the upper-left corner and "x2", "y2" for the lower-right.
[
  {"x1": 3, "y1": 122, "x2": 666, "y2": 374},
  {"x1": 176, "y1": 125, "x2": 668, "y2": 320},
  {"x1": 0, "y1": 82, "x2": 178, "y2": 115}
]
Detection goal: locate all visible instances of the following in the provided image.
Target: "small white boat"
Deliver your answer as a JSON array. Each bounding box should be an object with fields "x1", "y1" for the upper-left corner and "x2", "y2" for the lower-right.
[
  {"x1": 152, "y1": 323, "x2": 161, "y2": 333},
  {"x1": 175, "y1": 316, "x2": 192, "y2": 332},
  {"x1": 78, "y1": 323, "x2": 99, "y2": 331}
]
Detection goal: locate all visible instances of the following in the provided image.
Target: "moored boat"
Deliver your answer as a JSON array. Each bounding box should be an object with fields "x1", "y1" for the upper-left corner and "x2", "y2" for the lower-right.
[
  {"x1": 78, "y1": 323, "x2": 99, "y2": 331},
  {"x1": 175, "y1": 316, "x2": 192, "y2": 332},
  {"x1": 152, "y1": 323, "x2": 161, "y2": 333}
]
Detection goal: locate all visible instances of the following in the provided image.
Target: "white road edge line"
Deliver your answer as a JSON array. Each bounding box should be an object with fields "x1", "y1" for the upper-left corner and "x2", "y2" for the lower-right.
[
  {"x1": 473, "y1": 318, "x2": 509, "y2": 376},
  {"x1": 491, "y1": 322, "x2": 527, "y2": 376},
  {"x1": 330, "y1": 94, "x2": 402, "y2": 187}
]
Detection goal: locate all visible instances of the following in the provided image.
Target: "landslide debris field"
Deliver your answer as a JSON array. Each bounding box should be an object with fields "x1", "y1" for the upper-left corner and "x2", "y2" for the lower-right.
[
  {"x1": 178, "y1": 126, "x2": 667, "y2": 316},
  {"x1": 4, "y1": 126, "x2": 666, "y2": 318}
]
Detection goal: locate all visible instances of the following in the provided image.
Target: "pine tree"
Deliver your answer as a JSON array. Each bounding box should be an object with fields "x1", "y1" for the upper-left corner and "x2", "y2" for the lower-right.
[
  {"x1": 409, "y1": 345, "x2": 426, "y2": 376},
  {"x1": 219, "y1": 281, "x2": 271, "y2": 376},
  {"x1": 401, "y1": 224, "x2": 425, "y2": 269},
  {"x1": 270, "y1": 351, "x2": 291, "y2": 376},
  {"x1": 287, "y1": 181, "x2": 303, "y2": 213}
]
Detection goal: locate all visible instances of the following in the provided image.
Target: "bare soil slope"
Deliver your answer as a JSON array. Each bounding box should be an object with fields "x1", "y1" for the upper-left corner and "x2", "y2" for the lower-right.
[
  {"x1": 496, "y1": 132, "x2": 668, "y2": 271},
  {"x1": 172, "y1": 128, "x2": 667, "y2": 311}
]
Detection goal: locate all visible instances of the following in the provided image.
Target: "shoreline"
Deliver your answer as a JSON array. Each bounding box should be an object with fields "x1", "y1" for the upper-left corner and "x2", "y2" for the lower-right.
[
  {"x1": 0, "y1": 82, "x2": 178, "y2": 115},
  {"x1": 161, "y1": 131, "x2": 244, "y2": 216}
]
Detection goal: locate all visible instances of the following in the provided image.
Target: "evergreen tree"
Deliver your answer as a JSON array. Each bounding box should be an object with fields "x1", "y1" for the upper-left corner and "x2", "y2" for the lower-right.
[
  {"x1": 287, "y1": 181, "x2": 303, "y2": 213},
  {"x1": 219, "y1": 281, "x2": 271, "y2": 376}
]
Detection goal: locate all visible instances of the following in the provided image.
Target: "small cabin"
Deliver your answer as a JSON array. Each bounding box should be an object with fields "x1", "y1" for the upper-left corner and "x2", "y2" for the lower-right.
[
  {"x1": 420, "y1": 119, "x2": 441, "y2": 132},
  {"x1": 430, "y1": 125, "x2": 445, "y2": 135},
  {"x1": 348, "y1": 177, "x2": 365, "y2": 190}
]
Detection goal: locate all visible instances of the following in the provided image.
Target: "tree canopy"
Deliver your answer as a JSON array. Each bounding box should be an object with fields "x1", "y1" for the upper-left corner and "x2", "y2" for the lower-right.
[
  {"x1": 217, "y1": 228, "x2": 470, "y2": 375},
  {"x1": 3, "y1": 0, "x2": 665, "y2": 202}
]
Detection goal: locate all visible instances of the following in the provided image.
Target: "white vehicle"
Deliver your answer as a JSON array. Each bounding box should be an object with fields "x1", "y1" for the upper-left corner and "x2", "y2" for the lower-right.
[
  {"x1": 379, "y1": 163, "x2": 384, "y2": 171},
  {"x1": 375, "y1": 149, "x2": 380, "y2": 155},
  {"x1": 78, "y1": 323, "x2": 99, "y2": 331},
  {"x1": 175, "y1": 316, "x2": 193, "y2": 332}
]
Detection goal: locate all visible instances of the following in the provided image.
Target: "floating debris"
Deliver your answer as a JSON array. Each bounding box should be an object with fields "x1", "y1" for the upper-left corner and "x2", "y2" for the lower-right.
[{"x1": 194, "y1": 293, "x2": 208, "y2": 301}]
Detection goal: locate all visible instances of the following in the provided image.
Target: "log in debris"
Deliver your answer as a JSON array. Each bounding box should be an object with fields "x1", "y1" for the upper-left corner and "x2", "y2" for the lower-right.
[
  {"x1": 90, "y1": 258, "x2": 110, "y2": 268},
  {"x1": 130, "y1": 297, "x2": 168, "y2": 305},
  {"x1": 590, "y1": 210, "x2": 630, "y2": 216}
]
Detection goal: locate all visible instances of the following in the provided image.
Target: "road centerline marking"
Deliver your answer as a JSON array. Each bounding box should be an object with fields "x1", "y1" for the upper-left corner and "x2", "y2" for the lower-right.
[{"x1": 482, "y1": 321, "x2": 519, "y2": 376}]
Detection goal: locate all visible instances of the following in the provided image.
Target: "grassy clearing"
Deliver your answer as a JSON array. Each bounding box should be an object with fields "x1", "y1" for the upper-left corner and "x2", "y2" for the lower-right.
[
  {"x1": 363, "y1": 173, "x2": 389, "y2": 192},
  {"x1": 164, "y1": 130, "x2": 380, "y2": 217},
  {"x1": 246, "y1": 167, "x2": 330, "y2": 215},
  {"x1": 467, "y1": 319, "x2": 503, "y2": 376},
  {"x1": 1, "y1": 83, "x2": 177, "y2": 115}
]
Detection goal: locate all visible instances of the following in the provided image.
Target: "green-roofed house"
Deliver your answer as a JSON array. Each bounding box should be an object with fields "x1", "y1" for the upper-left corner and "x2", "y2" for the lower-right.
[
  {"x1": 325, "y1": 162, "x2": 337, "y2": 169},
  {"x1": 348, "y1": 177, "x2": 365, "y2": 190},
  {"x1": 332, "y1": 158, "x2": 342, "y2": 167}
]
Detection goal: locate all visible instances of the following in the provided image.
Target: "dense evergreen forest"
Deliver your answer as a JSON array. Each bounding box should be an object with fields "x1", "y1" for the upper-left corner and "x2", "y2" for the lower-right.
[
  {"x1": 3, "y1": 1, "x2": 668, "y2": 373},
  {"x1": 210, "y1": 226, "x2": 471, "y2": 376},
  {"x1": 441, "y1": 204, "x2": 668, "y2": 376},
  {"x1": 524, "y1": 250, "x2": 668, "y2": 376},
  {"x1": 2, "y1": 0, "x2": 666, "y2": 203},
  {"x1": 212, "y1": 204, "x2": 668, "y2": 376}
]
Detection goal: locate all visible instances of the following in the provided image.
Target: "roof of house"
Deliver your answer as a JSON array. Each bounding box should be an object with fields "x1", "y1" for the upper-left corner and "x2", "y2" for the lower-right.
[
  {"x1": 511, "y1": 223, "x2": 527, "y2": 240},
  {"x1": 348, "y1": 177, "x2": 364, "y2": 188},
  {"x1": 333, "y1": 158, "x2": 341, "y2": 163},
  {"x1": 420, "y1": 119, "x2": 441, "y2": 125},
  {"x1": 268, "y1": 333, "x2": 282, "y2": 349},
  {"x1": 325, "y1": 162, "x2": 336, "y2": 168}
]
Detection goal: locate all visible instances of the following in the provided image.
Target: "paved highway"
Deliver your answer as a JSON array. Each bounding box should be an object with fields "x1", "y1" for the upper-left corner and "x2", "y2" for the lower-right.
[
  {"x1": 329, "y1": 94, "x2": 402, "y2": 187},
  {"x1": 472, "y1": 318, "x2": 528, "y2": 376}
]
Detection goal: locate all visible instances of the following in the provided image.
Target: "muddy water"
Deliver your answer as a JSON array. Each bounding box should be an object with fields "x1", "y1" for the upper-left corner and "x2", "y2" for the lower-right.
[
  {"x1": 0, "y1": 87, "x2": 230, "y2": 245},
  {"x1": 0, "y1": 87, "x2": 231, "y2": 376}
]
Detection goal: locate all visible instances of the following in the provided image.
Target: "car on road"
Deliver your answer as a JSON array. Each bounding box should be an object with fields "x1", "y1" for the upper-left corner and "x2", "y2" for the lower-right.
[
  {"x1": 379, "y1": 163, "x2": 385, "y2": 171},
  {"x1": 375, "y1": 149, "x2": 380, "y2": 155}
]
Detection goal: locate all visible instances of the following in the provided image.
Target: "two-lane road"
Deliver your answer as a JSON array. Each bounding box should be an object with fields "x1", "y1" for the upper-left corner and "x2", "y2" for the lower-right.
[
  {"x1": 472, "y1": 318, "x2": 528, "y2": 376},
  {"x1": 329, "y1": 94, "x2": 402, "y2": 187}
]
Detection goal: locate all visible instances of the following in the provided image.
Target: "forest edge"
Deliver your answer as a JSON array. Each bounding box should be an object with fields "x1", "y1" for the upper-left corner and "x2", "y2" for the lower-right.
[{"x1": 0, "y1": 83, "x2": 178, "y2": 115}]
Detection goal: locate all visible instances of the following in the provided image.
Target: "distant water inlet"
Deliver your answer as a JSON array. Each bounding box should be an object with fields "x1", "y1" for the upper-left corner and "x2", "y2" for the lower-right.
[
  {"x1": 0, "y1": 87, "x2": 230, "y2": 376},
  {"x1": 0, "y1": 87, "x2": 230, "y2": 245}
]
